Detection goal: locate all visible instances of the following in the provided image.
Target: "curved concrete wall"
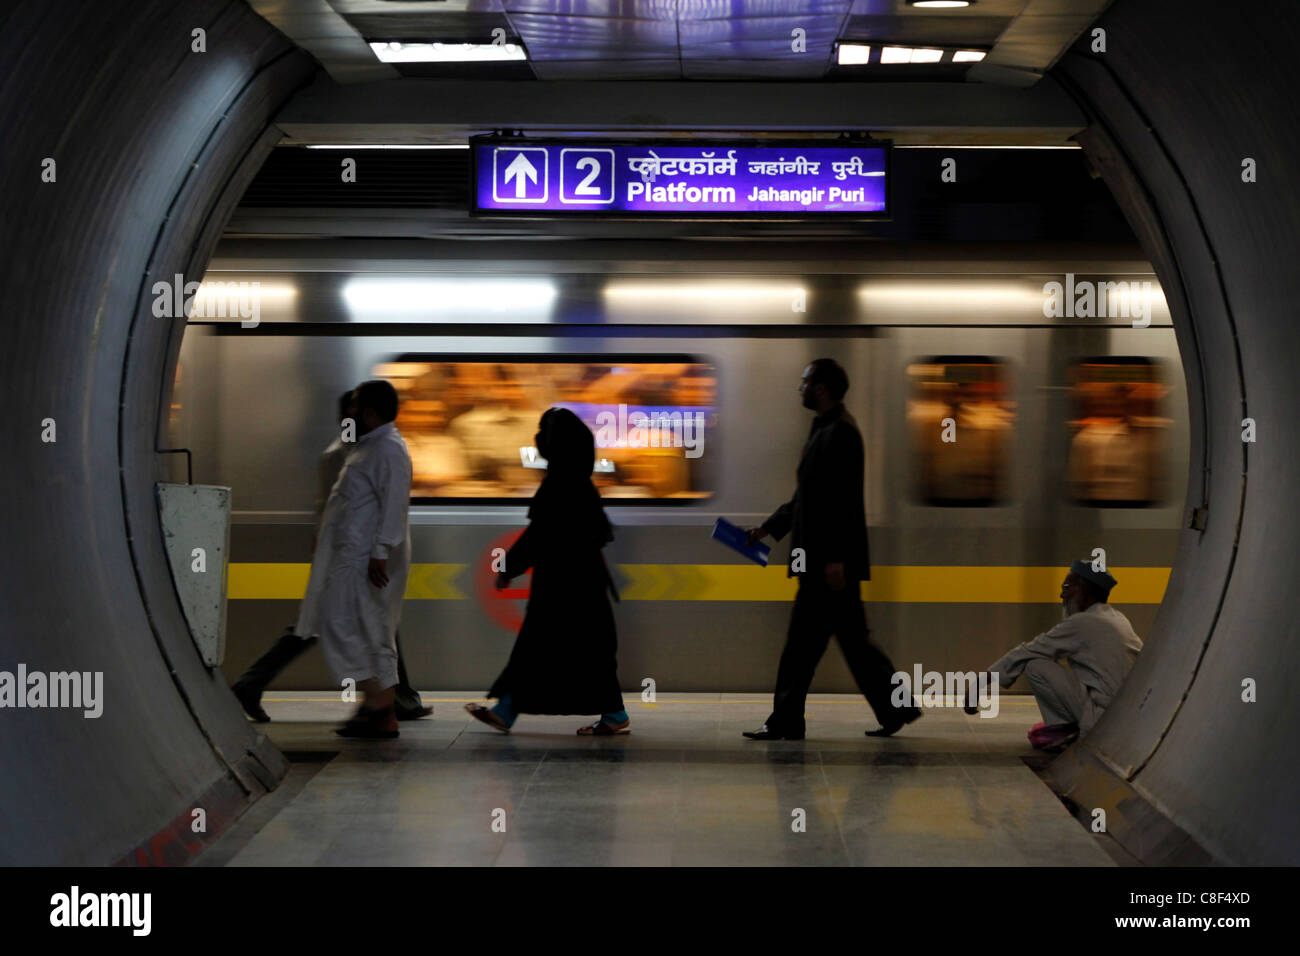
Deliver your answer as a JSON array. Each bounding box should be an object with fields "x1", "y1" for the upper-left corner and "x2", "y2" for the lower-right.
[
  {"x1": 0, "y1": 2, "x2": 314, "y2": 864},
  {"x1": 1048, "y1": 0, "x2": 1300, "y2": 863}
]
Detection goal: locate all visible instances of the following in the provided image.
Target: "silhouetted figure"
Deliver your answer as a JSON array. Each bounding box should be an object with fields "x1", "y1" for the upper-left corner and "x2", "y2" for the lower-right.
[
  {"x1": 232, "y1": 389, "x2": 430, "y2": 724},
  {"x1": 968, "y1": 561, "x2": 1143, "y2": 751},
  {"x1": 466, "y1": 407, "x2": 629, "y2": 735},
  {"x1": 743, "y1": 359, "x2": 920, "y2": 740}
]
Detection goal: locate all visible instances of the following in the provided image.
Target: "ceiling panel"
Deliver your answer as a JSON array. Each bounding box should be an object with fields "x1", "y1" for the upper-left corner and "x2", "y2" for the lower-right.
[
  {"x1": 503, "y1": 0, "x2": 677, "y2": 16},
  {"x1": 506, "y1": 11, "x2": 681, "y2": 59},
  {"x1": 677, "y1": 9, "x2": 846, "y2": 78},
  {"x1": 847, "y1": 0, "x2": 1029, "y2": 12},
  {"x1": 841, "y1": 14, "x2": 1013, "y2": 46},
  {"x1": 343, "y1": 12, "x2": 516, "y2": 40},
  {"x1": 281, "y1": 0, "x2": 1100, "y2": 83}
]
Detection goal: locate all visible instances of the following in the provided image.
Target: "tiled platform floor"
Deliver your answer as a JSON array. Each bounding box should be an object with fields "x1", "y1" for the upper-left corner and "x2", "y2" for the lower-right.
[{"x1": 198, "y1": 692, "x2": 1114, "y2": 867}]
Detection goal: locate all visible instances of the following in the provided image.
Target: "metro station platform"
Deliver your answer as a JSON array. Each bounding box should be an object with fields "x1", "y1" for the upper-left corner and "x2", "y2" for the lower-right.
[{"x1": 199, "y1": 693, "x2": 1117, "y2": 867}]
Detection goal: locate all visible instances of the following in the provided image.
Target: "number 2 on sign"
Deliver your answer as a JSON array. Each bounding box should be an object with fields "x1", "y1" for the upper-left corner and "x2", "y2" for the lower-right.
[{"x1": 574, "y1": 157, "x2": 602, "y2": 194}]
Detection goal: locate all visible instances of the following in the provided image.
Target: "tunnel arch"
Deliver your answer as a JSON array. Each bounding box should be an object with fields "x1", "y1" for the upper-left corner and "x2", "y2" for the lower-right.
[
  {"x1": 0, "y1": 0, "x2": 1295, "y2": 865},
  {"x1": 1044, "y1": 2, "x2": 1299, "y2": 865},
  {"x1": 0, "y1": 1, "x2": 315, "y2": 865}
]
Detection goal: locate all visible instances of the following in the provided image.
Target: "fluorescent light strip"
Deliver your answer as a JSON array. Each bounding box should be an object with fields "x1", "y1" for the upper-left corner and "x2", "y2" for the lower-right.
[
  {"x1": 194, "y1": 281, "x2": 296, "y2": 299},
  {"x1": 837, "y1": 43, "x2": 871, "y2": 65},
  {"x1": 188, "y1": 281, "x2": 296, "y2": 322},
  {"x1": 858, "y1": 282, "x2": 1168, "y2": 315},
  {"x1": 838, "y1": 44, "x2": 983, "y2": 65},
  {"x1": 342, "y1": 278, "x2": 557, "y2": 321},
  {"x1": 881, "y1": 46, "x2": 946, "y2": 64},
  {"x1": 370, "y1": 41, "x2": 525, "y2": 63},
  {"x1": 858, "y1": 283, "x2": 1046, "y2": 311},
  {"x1": 604, "y1": 284, "x2": 806, "y2": 302}
]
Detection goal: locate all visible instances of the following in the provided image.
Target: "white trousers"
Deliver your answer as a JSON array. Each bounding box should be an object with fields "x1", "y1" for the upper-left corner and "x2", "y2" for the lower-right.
[{"x1": 1023, "y1": 659, "x2": 1103, "y2": 732}]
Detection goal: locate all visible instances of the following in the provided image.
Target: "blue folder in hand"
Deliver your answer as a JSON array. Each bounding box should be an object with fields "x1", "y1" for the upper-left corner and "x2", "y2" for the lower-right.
[{"x1": 711, "y1": 517, "x2": 772, "y2": 567}]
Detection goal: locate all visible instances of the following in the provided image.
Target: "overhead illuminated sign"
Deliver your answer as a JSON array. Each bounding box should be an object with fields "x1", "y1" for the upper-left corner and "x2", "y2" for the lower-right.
[{"x1": 470, "y1": 138, "x2": 890, "y2": 218}]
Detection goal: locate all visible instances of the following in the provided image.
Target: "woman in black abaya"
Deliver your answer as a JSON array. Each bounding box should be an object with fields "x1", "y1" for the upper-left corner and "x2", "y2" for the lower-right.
[{"x1": 466, "y1": 407, "x2": 629, "y2": 735}]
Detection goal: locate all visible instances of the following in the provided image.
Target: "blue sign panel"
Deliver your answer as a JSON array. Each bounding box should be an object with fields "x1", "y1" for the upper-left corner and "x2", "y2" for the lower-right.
[{"x1": 471, "y1": 139, "x2": 889, "y2": 218}]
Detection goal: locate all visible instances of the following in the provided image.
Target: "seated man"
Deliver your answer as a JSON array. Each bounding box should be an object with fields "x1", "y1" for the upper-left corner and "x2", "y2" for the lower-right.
[{"x1": 973, "y1": 560, "x2": 1143, "y2": 750}]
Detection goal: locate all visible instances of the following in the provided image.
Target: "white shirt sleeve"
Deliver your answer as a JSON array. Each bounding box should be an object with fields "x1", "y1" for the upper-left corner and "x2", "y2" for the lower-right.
[
  {"x1": 370, "y1": 444, "x2": 412, "y2": 561},
  {"x1": 989, "y1": 616, "x2": 1083, "y2": 687}
]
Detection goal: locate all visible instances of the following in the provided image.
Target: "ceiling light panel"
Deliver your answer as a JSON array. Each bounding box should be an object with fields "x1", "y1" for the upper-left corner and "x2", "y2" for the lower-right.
[{"x1": 369, "y1": 41, "x2": 526, "y2": 63}]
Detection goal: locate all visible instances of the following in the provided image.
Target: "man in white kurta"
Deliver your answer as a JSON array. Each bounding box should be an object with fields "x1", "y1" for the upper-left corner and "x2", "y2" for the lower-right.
[
  {"x1": 984, "y1": 560, "x2": 1143, "y2": 737},
  {"x1": 296, "y1": 381, "x2": 412, "y2": 734}
]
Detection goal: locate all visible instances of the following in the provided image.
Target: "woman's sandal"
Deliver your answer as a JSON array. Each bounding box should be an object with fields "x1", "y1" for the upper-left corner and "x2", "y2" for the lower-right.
[
  {"x1": 577, "y1": 719, "x2": 631, "y2": 736},
  {"x1": 465, "y1": 702, "x2": 511, "y2": 734}
]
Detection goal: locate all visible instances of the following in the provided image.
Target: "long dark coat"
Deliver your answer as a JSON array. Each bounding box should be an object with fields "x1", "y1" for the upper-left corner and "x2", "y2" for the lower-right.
[
  {"x1": 763, "y1": 403, "x2": 871, "y2": 582},
  {"x1": 487, "y1": 416, "x2": 623, "y2": 715}
]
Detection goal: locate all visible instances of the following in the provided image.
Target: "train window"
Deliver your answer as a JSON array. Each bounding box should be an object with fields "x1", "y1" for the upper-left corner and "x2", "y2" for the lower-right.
[
  {"x1": 1068, "y1": 358, "x2": 1170, "y2": 506},
  {"x1": 370, "y1": 356, "x2": 716, "y2": 502},
  {"x1": 907, "y1": 357, "x2": 1014, "y2": 506}
]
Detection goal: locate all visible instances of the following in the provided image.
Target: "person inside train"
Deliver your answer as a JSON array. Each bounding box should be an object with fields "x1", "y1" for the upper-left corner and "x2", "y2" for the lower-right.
[
  {"x1": 1069, "y1": 383, "x2": 1146, "y2": 502},
  {"x1": 970, "y1": 561, "x2": 1143, "y2": 750},
  {"x1": 447, "y1": 364, "x2": 541, "y2": 493},
  {"x1": 232, "y1": 389, "x2": 430, "y2": 724},
  {"x1": 742, "y1": 358, "x2": 921, "y2": 740},
  {"x1": 465, "y1": 407, "x2": 630, "y2": 735},
  {"x1": 291, "y1": 380, "x2": 415, "y2": 739}
]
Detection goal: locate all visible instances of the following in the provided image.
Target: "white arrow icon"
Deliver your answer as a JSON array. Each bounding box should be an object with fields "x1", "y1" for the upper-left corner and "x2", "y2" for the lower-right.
[{"x1": 503, "y1": 152, "x2": 537, "y2": 198}]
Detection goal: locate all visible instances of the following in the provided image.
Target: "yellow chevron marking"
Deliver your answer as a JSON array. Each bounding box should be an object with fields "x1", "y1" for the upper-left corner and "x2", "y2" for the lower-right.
[
  {"x1": 619, "y1": 563, "x2": 714, "y2": 600},
  {"x1": 228, "y1": 564, "x2": 1169, "y2": 604},
  {"x1": 404, "y1": 564, "x2": 468, "y2": 600}
]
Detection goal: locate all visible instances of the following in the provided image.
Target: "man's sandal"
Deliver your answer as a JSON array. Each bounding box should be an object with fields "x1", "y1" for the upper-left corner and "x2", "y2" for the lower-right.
[
  {"x1": 465, "y1": 703, "x2": 511, "y2": 734},
  {"x1": 577, "y1": 719, "x2": 631, "y2": 736}
]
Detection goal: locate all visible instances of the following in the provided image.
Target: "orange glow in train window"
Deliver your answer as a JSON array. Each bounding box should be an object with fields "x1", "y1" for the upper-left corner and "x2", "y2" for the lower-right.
[
  {"x1": 907, "y1": 357, "x2": 1015, "y2": 506},
  {"x1": 372, "y1": 357, "x2": 717, "y2": 502},
  {"x1": 1068, "y1": 358, "x2": 1170, "y2": 507}
]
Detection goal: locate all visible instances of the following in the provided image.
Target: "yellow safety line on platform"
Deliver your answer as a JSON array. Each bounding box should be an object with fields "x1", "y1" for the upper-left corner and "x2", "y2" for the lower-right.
[{"x1": 229, "y1": 563, "x2": 1170, "y2": 604}]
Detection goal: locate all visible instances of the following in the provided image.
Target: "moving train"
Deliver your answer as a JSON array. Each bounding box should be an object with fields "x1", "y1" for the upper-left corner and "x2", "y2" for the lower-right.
[{"x1": 171, "y1": 239, "x2": 1187, "y2": 694}]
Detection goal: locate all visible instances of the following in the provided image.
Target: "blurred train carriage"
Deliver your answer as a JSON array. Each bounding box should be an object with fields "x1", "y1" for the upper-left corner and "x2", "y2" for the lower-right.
[{"x1": 171, "y1": 241, "x2": 1185, "y2": 694}]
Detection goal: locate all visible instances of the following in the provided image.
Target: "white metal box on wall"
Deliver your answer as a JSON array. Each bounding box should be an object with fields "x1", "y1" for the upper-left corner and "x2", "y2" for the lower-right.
[{"x1": 157, "y1": 483, "x2": 231, "y2": 667}]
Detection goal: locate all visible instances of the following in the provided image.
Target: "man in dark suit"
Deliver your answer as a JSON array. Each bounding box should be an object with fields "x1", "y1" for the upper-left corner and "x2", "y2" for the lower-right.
[{"x1": 742, "y1": 358, "x2": 920, "y2": 740}]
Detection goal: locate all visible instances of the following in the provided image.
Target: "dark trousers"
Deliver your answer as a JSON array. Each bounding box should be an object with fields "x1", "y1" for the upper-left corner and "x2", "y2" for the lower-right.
[
  {"x1": 232, "y1": 625, "x2": 424, "y2": 712},
  {"x1": 766, "y1": 576, "x2": 902, "y2": 734}
]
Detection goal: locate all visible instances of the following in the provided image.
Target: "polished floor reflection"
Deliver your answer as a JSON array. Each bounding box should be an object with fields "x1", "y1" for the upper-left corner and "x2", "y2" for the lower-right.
[{"x1": 199, "y1": 692, "x2": 1113, "y2": 867}]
